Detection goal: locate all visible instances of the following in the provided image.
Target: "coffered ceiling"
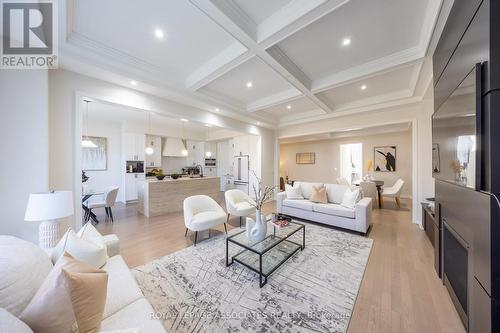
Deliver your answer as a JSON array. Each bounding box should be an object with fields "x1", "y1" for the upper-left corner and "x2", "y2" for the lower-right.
[{"x1": 59, "y1": 0, "x2": 443, "y2": 128}]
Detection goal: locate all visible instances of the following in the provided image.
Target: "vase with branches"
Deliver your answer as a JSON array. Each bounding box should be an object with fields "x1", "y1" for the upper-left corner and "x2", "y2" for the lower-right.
[{"x1": 247, "y1": 171, "x2": 277, "y2": 241}]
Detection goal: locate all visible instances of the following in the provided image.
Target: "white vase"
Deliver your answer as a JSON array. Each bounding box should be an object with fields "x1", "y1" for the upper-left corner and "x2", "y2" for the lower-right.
[{"x1": 249, "y1": 210, "x2": 267, "y2": 242}]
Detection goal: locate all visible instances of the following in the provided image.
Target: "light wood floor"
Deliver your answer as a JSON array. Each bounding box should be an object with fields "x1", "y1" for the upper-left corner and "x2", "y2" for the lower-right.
[{"x1": 94, "y1": 196, "x2": 464, "y2": 333}]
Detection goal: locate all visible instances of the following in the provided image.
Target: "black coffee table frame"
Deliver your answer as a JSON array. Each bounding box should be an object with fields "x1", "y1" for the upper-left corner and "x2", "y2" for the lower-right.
[{"x1": 226, "y1": 222, "x2": 305, "y2": 287}]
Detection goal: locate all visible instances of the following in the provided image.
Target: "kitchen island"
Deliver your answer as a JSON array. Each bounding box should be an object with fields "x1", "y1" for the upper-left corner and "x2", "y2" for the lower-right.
[{"x1": 137, "y1": 177, "x2": 221, "y2": 217}]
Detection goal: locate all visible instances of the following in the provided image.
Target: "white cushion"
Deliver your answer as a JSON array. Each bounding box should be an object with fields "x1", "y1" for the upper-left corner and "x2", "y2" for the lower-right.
[
  {"x1": 100, "y1": 298, "x2": 165, "y2": 333},
  {"x1": 103, "y1": 234, "x2": 121, "y2": 257},
  {"x1": 233, "y1": 201, "x2": 255, "y2": 215},
  {"x1": 78, "y1": 223, "x2": 108, "y2": 255},
  {"x1": 51, "y1": 229, "x2": 108, "y2": 268},
  {"x1": 0, "y1": 308, "x2": 33, "y2": 333},
  {"x1": 324, "y1": 184, "x2": 349, "y2": 204},
  {"x1": 88, "y1": 201, "x2": 106, "y2": 209},
  {"x1": 285, "y1": 183, "x2": 303, "y2": 200},
  {"x1": 189, "y1": 211, "x2": 227, "y2": 231},
  {"x1": 296, "y1": 182, "x2": 324, "y2": 199},
  {"x1": 312, "y1": 203, "x2": 356, "y2": 219},
  {"x1": 0, "y1": 236, "x2": 53, "y2": 317},
  {"x1": 101, "y1": 255, "x2": 144, "y2": 319},
  {"x1": 341, "y1": 188, "x2": 361, "y2": 209},
  {"x1": 283, "y1": 199, "x2": 313, "y2": 211}
]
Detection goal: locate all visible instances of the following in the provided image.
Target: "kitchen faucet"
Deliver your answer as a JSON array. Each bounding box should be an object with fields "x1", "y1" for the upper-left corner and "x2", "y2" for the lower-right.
[{"x1": 195, "y1": 164, "x2": 204, "y2": 177}]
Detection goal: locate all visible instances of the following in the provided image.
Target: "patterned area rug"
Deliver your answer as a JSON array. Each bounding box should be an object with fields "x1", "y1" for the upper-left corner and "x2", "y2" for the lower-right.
[{"x1": 132, "y1": 222, "x2": 373, "y2": 333}]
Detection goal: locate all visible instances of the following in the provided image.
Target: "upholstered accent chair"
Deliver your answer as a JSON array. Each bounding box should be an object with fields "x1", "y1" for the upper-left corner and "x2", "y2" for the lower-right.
[
  {"x1": 224, "y1": 189, "x2": 255, "y2": 227},
  {"x1": 183, "y1": 195, "x2": 227, "y2": 246}
]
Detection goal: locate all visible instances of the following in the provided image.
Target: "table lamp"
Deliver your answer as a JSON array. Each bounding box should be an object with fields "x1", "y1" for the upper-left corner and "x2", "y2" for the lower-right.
[{"x1": 24, "y1": 190, "x2": 74, "y2": 249}]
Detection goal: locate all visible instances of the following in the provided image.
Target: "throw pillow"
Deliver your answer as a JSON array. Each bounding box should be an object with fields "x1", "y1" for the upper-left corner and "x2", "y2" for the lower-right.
[
  {"x1": 0, "y1": 236, "x2": 53, "y2": 317},
  {"x1": 0, "y1": 308, "x2": 33, "y2": 333},
  {"x1": 309, "y1": 185, "x2": 328, "y2": 203},
  {"x1": 285, "y1": 183, "x2": 304, "y2": 200},
  {"x1": 52, "y1": 229, "x2": 108, "y2": 268},
  {"x1": 341, "y1": 188, "x2": 361, "y2": 209},
  {"x1": 77, "y1": 223, "x2": 109, "y2": 257},
  {"x1": 20, "y1": 252, "x2": 108, "y2": 333}
]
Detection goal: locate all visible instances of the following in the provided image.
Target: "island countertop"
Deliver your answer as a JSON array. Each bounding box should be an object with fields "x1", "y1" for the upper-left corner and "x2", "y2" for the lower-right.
[{"x1": 137, "y1": 176, "x2": 220, "y2": 217}]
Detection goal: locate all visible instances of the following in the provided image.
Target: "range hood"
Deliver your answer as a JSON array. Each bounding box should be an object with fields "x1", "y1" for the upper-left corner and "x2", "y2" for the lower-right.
[{"x1": 162, "y1": 138, "x2": 186, "y2": 157}]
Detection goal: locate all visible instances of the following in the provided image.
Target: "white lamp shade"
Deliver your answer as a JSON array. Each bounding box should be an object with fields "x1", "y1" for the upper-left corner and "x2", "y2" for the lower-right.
[{"x1": 24, "y1": 191, "x2": 74, "y2": 221}]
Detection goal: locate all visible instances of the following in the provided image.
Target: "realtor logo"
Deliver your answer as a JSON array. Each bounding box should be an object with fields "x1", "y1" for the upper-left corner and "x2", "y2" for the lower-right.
[{"x1": 1, "y1": 0, "x2": 58, "y2": 69}]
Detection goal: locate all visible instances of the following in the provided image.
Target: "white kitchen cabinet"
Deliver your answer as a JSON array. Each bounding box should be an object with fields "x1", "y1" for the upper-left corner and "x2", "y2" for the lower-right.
[
  {"x1": 124, "y1": 133, "x2": 145, "y2": 161},
  {"x1": 204, "y1": 142, "x2": 217, "y2": 159},
  {"x1": 145, "y1": 135, "x2": 162, "y2": 167},
  {"x1": 232, "y1": 135, "x2": 249, "y2": 156},
  {"x1": 186, "y1": 140, "x2": 204, "y2": 166},
  {"x1": 125, "y1": 173, "x2": 145, "y2": 201},
  {"x1": 204, "y1": 166, "x2": 217, "y2": 177}
]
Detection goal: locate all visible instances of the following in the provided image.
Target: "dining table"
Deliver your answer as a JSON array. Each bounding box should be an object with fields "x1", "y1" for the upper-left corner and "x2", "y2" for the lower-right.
[
  {"x1": 353, "y1": 180, "x2": 385, "y2": 208},
  {"x1": 82, "y1": 191, "x2": 103, "y2": 224}
]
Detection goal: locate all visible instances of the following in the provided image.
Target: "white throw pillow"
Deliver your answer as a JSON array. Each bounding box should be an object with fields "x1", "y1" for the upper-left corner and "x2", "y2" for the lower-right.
[
  {"x1": 0, "y1": 236, "x2": 53, "y2": 317},
  {"x1": 341, "y1": 188, "x2": 361, "y2": 209},
  {"x1": 51, "y1": 228, "x2": 108, "y2": 268},
  {"x1": 0, "y1": 308, "x2": 33, "y2": 333},
  {"x1": 77, "y1": 222, "x2": 107, "y2": 249},
  {"x1": 285, "y1": 184, "x2": 303, "y2": 200}
]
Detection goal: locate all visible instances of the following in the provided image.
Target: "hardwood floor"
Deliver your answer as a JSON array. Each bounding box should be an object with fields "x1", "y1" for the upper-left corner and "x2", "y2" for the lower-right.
[{"x1": 94, "y1": 196, "x2": 464, "y2": 333}]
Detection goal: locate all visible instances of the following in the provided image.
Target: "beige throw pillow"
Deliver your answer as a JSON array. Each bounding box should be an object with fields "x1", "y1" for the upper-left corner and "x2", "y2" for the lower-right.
[
  {"x1": 310, "y1": 185, "x2": 328, "y2": 203},
  {"x1": 20, "y1": 252, "x2": 108, "y2": 333}
]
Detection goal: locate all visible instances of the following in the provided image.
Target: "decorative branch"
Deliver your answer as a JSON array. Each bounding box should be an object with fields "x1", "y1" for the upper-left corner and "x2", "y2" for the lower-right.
[{"x1": 248, "y1": 170, "x2": 277, "y2": 211}]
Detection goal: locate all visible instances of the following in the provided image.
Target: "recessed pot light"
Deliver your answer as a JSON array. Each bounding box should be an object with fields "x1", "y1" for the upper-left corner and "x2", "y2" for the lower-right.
[
  {"x1": 205, "y1": 124, "x2": 212, "y2": 127},
  {"x1": 246, "y1": 81, "x2": 253, "y2": 88},
  {"x1": 130, "y1": 80, "x2": 137, "y2": 86},
  {"x1": 361, "y1": 85, "x2": 367, "y2": 90},
  {"x1": 286, "y1": 105, "x2": 291, "y2": 110},
  {"x1": 257, "y1": 121, "x2": 261, "y2": 125},
  {"x1": 342, "y1": 37, "x2": 351, "y2": 46},
  {"x1": 215, "y1": 108, "x2": 220, "y2": 112},
  {"x1": 180, "y1": 118, "x2": 189, "y2": 122},
  {"x1": 154, "y1": 28, "x2": 165, "y2": 40}
]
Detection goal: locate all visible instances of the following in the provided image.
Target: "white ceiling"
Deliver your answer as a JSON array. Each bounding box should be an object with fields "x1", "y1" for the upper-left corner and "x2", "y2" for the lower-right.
[{"x1": 59, "y1": 0, "x2": 442, "y2": 128}]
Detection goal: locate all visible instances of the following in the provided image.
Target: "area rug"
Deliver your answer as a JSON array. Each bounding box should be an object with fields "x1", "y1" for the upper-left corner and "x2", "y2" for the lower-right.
[{"x1": 132, "y1": 222, "x2": 373, "y2": 333}]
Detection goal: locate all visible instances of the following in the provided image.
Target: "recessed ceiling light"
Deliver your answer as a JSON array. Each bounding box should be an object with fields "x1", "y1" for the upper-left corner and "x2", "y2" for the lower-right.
[
  {"x1": 342, "y1": 37, "x2": 351, "y2": 46},
  {"x1": 361, "y1": 85, "x2": 367, "y2": 90},
  {"x1": 246, "y1": 81, "x2": 253, "y2": 88},
  {"x1": 154, "y1": 28, "x2": 165, "y2": 40},
  {"x1": 215, "y1": 108, "x2": 220, "y2": 112},
  {"x1": 205, "y1": 124, "x2": 212, "y2": 127},
  {"x1": 130, "y1": 80, "x2": 137, "y2": 86},
  {"x1": 257, "y1": 122, "x2": 261, "y2": 125},
  {"x1": 286, "y1": 105, "x2": 291, "y2": 110},
  {"x1": 180, "y1": 118, "x2": 189, "y2": 122}
]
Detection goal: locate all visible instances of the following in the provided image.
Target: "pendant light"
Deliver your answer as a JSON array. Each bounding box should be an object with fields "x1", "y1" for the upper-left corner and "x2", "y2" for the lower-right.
[
  {"x1": 181, "y1": 119, "x2": 188, "y2": 156},
  {"x1": 205, "y1": 124, "x2": 212, "y2": 158},
  {"x1": 82, "y1": 100, "x2": 97, "y2": 148},
  {"x1": 145, "y1": 112, "x2": 154, "y2": 155}
]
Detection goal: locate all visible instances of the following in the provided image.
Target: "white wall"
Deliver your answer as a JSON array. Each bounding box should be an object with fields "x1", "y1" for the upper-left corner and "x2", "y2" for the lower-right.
[
  {"x1": 0, "y1": 70, "x2": 49, "y2": 243},
  {"x1": 280, "y1": 130, "x2": 413, "y2": 197},
  {"x1": 49, "y1": 69, "x2": 277, "y2": 229},
  {"x1": 84, "y1": 117, "x2": 124, "y2": 202}
]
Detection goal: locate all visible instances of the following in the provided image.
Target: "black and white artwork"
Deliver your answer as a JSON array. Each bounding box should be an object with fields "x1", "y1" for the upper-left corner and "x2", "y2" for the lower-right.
[
  {"x1": 432, "y1": 143, "x2": 440, "y2": 173},
  {"x1": 82, "y1": 136, "x2": 107, "y2": 170},
  {"x1": 374, "y1": 146, "x2": 396, "y2": 172}
]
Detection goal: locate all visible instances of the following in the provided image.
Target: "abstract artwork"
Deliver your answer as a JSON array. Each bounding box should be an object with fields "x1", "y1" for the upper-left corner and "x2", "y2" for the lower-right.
[
  {"x1": 82, "y1": 136, "x2": 107, "y2": 170},
  {"x1": 374, "y1": 146, "x2": 396, "y2": 172},
  {"x1": 432, "y1": 143, "x2": 440, "y2": 173}
]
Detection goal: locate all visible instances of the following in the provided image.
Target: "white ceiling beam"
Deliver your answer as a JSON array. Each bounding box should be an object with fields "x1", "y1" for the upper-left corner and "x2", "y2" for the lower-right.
[
  {"x1": 258, "y1": 0, "x2": 349, "y2": 48},
  {"x1": 247, "y1": 88, "x2": 303, "y2": 112},
  {"x1": 190, "y1": 0, "x2": 336, "y2": 113}
]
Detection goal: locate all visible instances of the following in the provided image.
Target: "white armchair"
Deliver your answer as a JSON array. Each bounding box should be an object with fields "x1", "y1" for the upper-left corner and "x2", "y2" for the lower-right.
[
  {"x1": 183, "y1": 195, "x2": 227, "y2": 246},
  {"x1": 225, "y1": 189, "x2": 255, "y2": 227},
  {"x1": 382, "y1": 179, "x2": 405, "y2": 208}
]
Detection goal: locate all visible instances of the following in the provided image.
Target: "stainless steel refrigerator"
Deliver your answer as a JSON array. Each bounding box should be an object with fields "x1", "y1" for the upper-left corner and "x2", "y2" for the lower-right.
[{"x1": 233, "y1": 155, "x2": 249, "y2": 194}]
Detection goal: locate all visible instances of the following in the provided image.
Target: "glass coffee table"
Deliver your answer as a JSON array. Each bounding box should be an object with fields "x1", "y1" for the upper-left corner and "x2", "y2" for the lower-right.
[{"x1": 225, "y1": 217, "x2": 305, "y2": 287}]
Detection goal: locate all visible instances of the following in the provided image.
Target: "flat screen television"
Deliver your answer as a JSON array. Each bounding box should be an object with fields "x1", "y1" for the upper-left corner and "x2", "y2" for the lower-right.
[{"x1": 432, "y1": 64, "x2": 484, "y2": 191}]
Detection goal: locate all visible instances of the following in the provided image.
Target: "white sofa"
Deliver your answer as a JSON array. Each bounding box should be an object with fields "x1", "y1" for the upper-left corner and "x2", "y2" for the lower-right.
[
  {"x1": 277, "y1": 181, "x2": 372, "y2": 234},
  {"x1": 0, "y1": 235, "x2": 166, "y2": 333}
]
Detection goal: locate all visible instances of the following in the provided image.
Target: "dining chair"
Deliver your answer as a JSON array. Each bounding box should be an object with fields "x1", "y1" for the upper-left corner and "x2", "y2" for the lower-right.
[
  {"x1": 359, "y1": 181, "x2": 378, "y2": 208},
  {"x1": 85, "y1": 186, "x2": 119, "y2": 223},
  {"x1": 382, "y1": 179, "x2": 405, "y2": 208}
]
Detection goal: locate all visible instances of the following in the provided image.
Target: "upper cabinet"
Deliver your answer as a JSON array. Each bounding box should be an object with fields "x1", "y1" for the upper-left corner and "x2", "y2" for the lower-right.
[
  {"x1": 124, "y1": 133, "x2": 145, "y2": 161},
  {"x1": 145, "y1": 135, "x2": 162, "y2": 167}
]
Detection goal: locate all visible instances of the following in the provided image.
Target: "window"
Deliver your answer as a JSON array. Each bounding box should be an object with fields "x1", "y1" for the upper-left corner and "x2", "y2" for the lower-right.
[{"x1": 340, "y1": 143, "x2": 362, "y2": 184}]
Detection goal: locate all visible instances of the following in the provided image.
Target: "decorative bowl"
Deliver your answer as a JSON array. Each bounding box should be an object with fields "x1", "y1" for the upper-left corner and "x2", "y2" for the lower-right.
[{"x1": 156, "y1": 175, "x2": 166, "y2": 180}]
